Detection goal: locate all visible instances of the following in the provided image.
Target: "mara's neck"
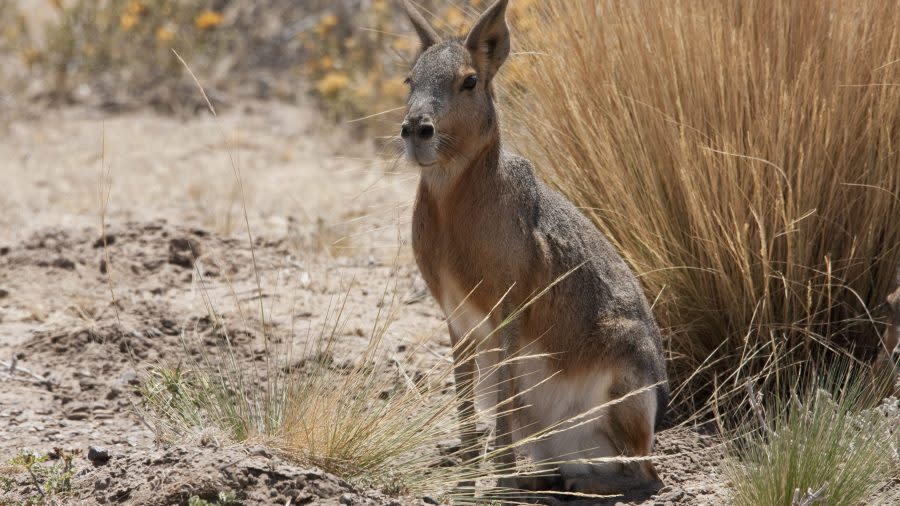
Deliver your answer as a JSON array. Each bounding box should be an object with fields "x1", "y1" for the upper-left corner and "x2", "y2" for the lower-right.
[{"x1": 420, "y1": 130, "x2": 502, "y2": 199}]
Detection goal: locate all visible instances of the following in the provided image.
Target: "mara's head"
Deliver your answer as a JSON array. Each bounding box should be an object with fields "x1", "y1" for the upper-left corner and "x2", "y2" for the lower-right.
[
  {"x1": 400, "y1": 0, "x2": 511, "y2": 168},
  {"x1": 888, "y1": 270, "x2": 900, "y2": 344}
]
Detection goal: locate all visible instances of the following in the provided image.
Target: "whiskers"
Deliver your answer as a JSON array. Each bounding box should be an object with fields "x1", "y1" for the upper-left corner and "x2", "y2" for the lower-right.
[
  {"x1": 436, "y1": 132, "x2": 472, "y2": 165},
  {"x1": 375, "y1": 131, "x2": 474, "y2": 175},
  {"x1": 376, "y1": 134, "x2": 409, "y2": 173}
]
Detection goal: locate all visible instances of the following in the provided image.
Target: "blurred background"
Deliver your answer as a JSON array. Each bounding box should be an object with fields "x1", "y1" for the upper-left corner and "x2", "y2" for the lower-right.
[{"x1": 0, "y1": 0, "x2": 532, "y2": 121}]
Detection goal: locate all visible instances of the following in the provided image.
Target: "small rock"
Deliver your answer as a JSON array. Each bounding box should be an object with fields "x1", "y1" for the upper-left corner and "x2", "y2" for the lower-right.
[
  {"x1": 168, "y1": 237, "x2": 201, "y2": 268},
  {"x1": 0, "y1": 246, "x2": 8, "y2": 255},
  {"x1": 247, "y1": 445, "x2": 270, "y2": 458},
  {"x1": 0, "y1": 288, "x2": 8, "y2": 299},
  {"x1": 95, "y1": 476, "x2": 111, "y2": 490},
  {"x1": 93, "y1": 234, "x2": 116, "y2": 248},
  {"x1": 143, "y1": 259, "x2": 165, "y2": 271},
  {"x1": 422, "y1": 496, "x2": 439, "y2": 505},
  {"x1": 52, "y1": 257, "x2": 76, "y2": 270},
  {"x1": 87, "y1": 446, "x2": 110, "y2": 464},
  {"x1": 118, "y1": 370, "x2": 139, "y2": 386},
  {"x1": 340, "y1": 493, "x2": 354, "y2": 505},
  {"x1": 66, "y1": 405, "x2": 90, "y2": 420},
  {"x1": 668, "y1": 490, "x2": 685, "y2": 502},
  {"x1": 99, "y1": 258, "x2": 107, "y2": 274}
]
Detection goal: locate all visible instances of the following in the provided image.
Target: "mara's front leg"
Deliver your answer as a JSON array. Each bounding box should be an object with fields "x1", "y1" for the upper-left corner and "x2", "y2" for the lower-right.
[
  {"x1": 494, "y1": 310, "x2": 519, "y2": 489},
  {"x1": 449, "y1": 325, "x2": 478, "y2": 490}
]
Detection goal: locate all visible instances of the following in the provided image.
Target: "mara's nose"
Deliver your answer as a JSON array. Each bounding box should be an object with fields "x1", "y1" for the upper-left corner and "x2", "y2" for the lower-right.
[{"x1": 401, "y1": 115, "x2": 435, "y2": 141}]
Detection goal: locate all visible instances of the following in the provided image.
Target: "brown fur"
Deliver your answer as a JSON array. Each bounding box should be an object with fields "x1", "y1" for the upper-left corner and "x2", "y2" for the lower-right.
[{"x1": 402, "y1": 0, "x2": 668, "y2": 495}]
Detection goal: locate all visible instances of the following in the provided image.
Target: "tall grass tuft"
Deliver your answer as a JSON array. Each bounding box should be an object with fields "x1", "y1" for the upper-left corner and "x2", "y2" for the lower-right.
[
  {"x1": 726, "y1": 364, "x2": 897, "y2": 506},
  {"x1": 505, "y1": 0, "x2": 900, "y2": 410},
  {"x1": 138, "y1": 277, "x2": 482, "y2": 498}
]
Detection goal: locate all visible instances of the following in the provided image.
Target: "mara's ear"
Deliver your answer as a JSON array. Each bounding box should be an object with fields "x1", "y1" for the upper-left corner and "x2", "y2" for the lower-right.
[
  {"x1": 464, "y1": 0, "x2": 510, "y2": 82},
  {"x1": 402, "y1": 0, "x2": 440, "y2": 51}
]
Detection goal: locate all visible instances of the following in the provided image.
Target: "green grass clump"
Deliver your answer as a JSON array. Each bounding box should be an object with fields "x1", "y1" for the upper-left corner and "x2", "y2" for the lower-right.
[
  {"x1": 1, "y1": 449, "x2": 76, "y2": 505},
  {"x1": 187, "y1": 490, "x2": 240, "y2": 506},
  {"x1": 727, "y1": 366, "x2": 897, "y2": 506}
]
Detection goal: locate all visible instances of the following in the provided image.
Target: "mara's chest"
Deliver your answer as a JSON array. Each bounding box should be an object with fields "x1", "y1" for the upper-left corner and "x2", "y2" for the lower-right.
[{"x1": 412, "y1": 198, "x2": 497, "y2": 336}]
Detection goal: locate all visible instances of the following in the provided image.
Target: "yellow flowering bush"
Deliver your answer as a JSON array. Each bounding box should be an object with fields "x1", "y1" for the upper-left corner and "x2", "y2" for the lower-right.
[
  {"x1": 0, "y1": 0, "x2": 237, "y2": 109},
  {"x1": 0, "y1": 0, "x2": 543, "y2": 119},
  {"x1": 194, "y1": 9, "x2": 223, "y2": 30},
  {"x1": 315, "y1": 71, "x2": 350, "y2": 97}
]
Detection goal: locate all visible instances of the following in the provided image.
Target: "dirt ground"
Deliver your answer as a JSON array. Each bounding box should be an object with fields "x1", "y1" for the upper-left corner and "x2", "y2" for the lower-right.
[{"x1": 0, "y1": 102, "x2": 730, "y2": 505}]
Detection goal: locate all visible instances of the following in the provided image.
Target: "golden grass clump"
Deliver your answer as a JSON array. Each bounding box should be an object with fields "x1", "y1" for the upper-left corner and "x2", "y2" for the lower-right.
[{"x1": 505, "y1": 1, "x2": 900, "y2": 409}]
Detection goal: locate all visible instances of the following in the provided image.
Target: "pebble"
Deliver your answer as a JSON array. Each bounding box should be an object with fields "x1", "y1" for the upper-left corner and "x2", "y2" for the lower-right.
[
  {"x1": 118, "y1": 370, "x2": 139, "y2": 386},
  {"x1": 87, "y1": 446, "x2": 110, "y2": 464},
  {"x1": 52, "y1": 257, "x2": 76, "y2": 270},
  {"x1": 66, "y1": 406, "x2": 90, "y2": 420},
  {"x1": 247, "y1": 445, "x2": 270, "y2": 458},
  {"x1": 93, "y1": 234, "x2": 116, "y2": 248},
  {"x1": 168, "y1": 237, "x2": 201, "y2": 268}
]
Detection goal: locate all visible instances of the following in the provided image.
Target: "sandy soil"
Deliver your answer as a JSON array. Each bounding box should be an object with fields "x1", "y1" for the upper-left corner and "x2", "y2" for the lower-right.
[{"x1": 0, "y1": 102, "x2": 729, "y2": 505}]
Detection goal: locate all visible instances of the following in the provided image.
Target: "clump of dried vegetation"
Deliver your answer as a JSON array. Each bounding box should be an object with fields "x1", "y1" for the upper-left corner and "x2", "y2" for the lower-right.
[
  {"x1": 138, "y1": 282, "x2": 473, "y2": 498},
  {"x1": 505, "y1": 0, "x2": 900, "y2": 409},
  {"x1": 502, "y1": 1, "x2": 900, "y2": 503}
]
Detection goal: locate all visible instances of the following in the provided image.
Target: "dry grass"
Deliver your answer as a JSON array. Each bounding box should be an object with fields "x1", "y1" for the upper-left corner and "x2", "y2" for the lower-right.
[
  {"x1": 505, "y1": 0, "x2": 900, "y2": 412},
  {"x1": 138, "y1": 281, "x2": 476, "y2": 497}
]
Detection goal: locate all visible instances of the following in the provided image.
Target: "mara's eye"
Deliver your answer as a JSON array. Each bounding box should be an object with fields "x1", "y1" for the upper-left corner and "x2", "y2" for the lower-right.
[{"x1": 462, "y1": 74, "x2": 478, "y2": 91}]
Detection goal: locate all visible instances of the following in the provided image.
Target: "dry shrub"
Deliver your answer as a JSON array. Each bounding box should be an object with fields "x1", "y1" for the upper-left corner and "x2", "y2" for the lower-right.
[{"x1": 505, "y1": 1, "x2": 900, "y2": 411}]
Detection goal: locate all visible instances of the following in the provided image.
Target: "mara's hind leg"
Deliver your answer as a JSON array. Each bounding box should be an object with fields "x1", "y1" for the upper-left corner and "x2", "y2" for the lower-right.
[{"x1": 558, "y1": 387, "x2": 663, "y2": 496}]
